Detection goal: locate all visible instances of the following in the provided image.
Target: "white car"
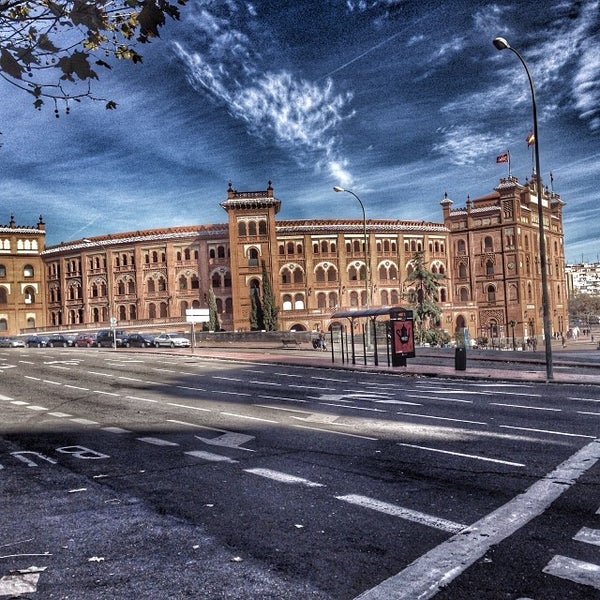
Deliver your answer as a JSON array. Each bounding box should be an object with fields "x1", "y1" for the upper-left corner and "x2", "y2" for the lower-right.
[{"x1": 153, "y1": 333, "x2": 191, "y2": 348}]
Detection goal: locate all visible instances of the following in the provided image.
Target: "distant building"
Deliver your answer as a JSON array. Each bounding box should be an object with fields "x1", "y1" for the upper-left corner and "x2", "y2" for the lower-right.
[
  {"x1": 2, "y1": 177, "x2": 569, "y2": 345},
  {"x1": 0, "y1": 214, "x2": 46, "y2": 333},
  {"x1": 565, "y1": 263, "x2": 600, "y2": 296}
]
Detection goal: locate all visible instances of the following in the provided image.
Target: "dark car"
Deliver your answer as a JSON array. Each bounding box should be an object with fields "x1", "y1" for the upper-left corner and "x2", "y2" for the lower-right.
[
  {"x1": 47, "y1": 334, "x2": 72, "y2": 347},
  {"x1": 26, "y1": 335, "x2": 50, "y2": 348},
  {"x1": 123, "y1": 333, "x2": 156, "y2": 348},
  {"x1": 96, "y1": 329, "x2": 128, "y2": 348},
  {"x1": 73, "y1": 333, "x2": 97, "y2": 347}
]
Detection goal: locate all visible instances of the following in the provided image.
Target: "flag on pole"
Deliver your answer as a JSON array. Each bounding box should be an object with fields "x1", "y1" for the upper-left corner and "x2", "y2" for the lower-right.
[
  {"x1": 526, "y1": 131, "x2": 535, "y2": 146},
  {"x1": 496, "y1": 152, "x2": 509, "y2": 163}
]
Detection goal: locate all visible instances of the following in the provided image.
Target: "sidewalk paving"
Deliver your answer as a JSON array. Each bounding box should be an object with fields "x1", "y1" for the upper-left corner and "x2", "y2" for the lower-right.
[{"x1": 187, "y1": 337, "x2": 600, "y2": 386}]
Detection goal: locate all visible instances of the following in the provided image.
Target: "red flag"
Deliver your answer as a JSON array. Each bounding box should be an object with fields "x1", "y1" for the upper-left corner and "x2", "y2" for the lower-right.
[
  {"x1": 496, "y1": 152, "x2": 509, "y2": 163},
  {"x1": 526, "y1": 131, "x2": 535, "y2": 146}
]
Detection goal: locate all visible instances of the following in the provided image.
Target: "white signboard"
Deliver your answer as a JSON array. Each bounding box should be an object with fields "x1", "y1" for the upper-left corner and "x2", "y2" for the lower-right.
[{"x1": 186, "y1": 308, "x2": 210, "y2": 323}]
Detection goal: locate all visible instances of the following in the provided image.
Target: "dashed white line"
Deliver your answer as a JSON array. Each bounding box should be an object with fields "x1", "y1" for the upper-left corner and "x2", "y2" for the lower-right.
[
  {"x1": 499, "y1": 425, "x2": 596, "y2": 439},
  {"x1": 185, "y1": 450, "x2": 238, "y2": 463},
  {"x1": 336, "y1": 494, "x2": 466, "y2": 534},
  {"x1": 244, "y1": 468, "x2": 324, "y2": 487},
  {"x1": 69, "y1": 418, "x2": 99, "y2": 426},
  {"x1": 220, "y1": 412, "x2": 278, "y2": 424},
  {"x1": 397, "y1": 443, "x2": 525, "y2": 467},
  {"x1": 126, "y1": 395, "x2": 158, "y2": 403},
  {"x1": 48, "y1": 412, "x2": 72, "y2": 418},
  {"x1": 542, "y1": 555, "x2": 600, "y2": 590},
  {"x1": 137, "y1": 437, "x2": 179, "y2": 446},
  {"x1": 292, "y1": 424, "x2": 378, "y2": 441},
  {"x1": 398, "y1": 412, "x2": 488, "y2": 426},
  {"x1": 26, "y1": 405, "x2": 48, "y2": 411},
  {"x1": 102, "y1": 426, "x2": 131, "y2": 434},
  {"x1": 491, "y1": 402, "x2": 561, "y2": 412}
]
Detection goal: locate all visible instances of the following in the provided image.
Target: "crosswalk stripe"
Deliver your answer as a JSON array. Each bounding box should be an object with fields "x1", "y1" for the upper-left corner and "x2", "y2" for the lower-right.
[
  {"x1": 573, "y1": 527, "x2": 600, "y2": 547},
  {"x1": 542, "y1": 555, "x2": 600, "y2": 590}
]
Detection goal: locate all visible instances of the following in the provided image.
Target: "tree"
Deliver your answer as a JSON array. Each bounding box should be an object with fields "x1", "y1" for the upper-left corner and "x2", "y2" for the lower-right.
[
  {"x1": 0, "y1": 0, "x2": 187, "y2": 113},
  {"x1": 249, "y1": 286, "x2": 262, "y2": 331},
  {"x1": 261, "y1": 260, "x2": 279, "y2": 332},
  {"x1": 405, "y1": 250, "x2": 445, "y2": 345},
  {"x1": 568, "y1": 291, "x2": 600, "y2": 326},
  {"x1": 207, "y1": 287, "x2": 220, "y2": 332}
]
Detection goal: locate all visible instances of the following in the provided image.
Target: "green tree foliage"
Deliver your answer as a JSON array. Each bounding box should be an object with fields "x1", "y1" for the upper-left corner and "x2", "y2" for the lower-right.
[
  {"x1": 568, "y1": 292, "x2": 600, "y2": 325},
  {"x1": 249, "y1": 287, "x2": 262, "y2": 331},
  {"x1": 207, "y1": 287, "x2": 220, "y2": 332},
  {"x1": 261, "y1": 260, "x2": 279, "y2": 332},
  {"x1": 405, "y1": 250, "x2": 445, "y2": 345},
  {"x1": 0, "y1": 0, "x2": 187, "y2": 112}
]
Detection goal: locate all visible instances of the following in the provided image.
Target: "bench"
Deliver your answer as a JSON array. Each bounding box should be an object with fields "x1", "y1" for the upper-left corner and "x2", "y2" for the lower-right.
[{"x1": 281, "y1": 338, "x2": 302, "y2": 348}]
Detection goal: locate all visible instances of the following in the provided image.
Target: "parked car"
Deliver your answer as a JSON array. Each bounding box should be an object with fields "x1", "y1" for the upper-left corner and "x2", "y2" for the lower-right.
[
  {"x1": 26, "y1": 335, "x2": 50, "y2": 348},
  {"x1": 96, "y1": 329, "x2": 128, "y2": 348},
  {"x1": 73, "y1": 333, "x2": 97, "y2": 347},
  {"x1": 153, "y1": 333, "x2": 191, "y2": 348},
  {"x1": 47, "y1": 334, "x2": 73, "y2": 347},
  {"x1": 0, "y1": 336, "x2": 26, "y2": 348},
  {"x1": 123, "y1": 332, "x2": 156, "y2": 348}
]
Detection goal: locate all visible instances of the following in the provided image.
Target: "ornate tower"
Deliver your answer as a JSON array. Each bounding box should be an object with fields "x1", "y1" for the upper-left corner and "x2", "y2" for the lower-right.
[{"x1": 220, "y1": 182, "x2": 281, "y2": 331}]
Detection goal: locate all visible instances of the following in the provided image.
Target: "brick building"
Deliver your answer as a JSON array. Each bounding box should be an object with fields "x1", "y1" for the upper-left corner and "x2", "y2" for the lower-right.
[
  {"x1": 3, "y1": 177, "x2": 569, "y2": 346},
  {"x1": 0, "y1": 214, "x2": 46, "y2": 334}
]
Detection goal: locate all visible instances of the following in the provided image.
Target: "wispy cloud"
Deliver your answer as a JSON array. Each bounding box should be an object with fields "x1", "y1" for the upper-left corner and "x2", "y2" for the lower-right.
[{"x1": 173, "y1": 0, "x2": 354, "y2": 183}]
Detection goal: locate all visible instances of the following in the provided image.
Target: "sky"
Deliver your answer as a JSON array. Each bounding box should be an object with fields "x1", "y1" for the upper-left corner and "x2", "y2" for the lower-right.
[{"x1": 0, "y1": 0, "x2": 598, "y2": 264}]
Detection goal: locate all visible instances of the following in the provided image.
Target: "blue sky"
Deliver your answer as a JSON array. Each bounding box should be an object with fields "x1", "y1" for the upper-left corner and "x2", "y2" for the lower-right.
[{"x1": 1, "y1": 0, "x2": 598, "y2": 263}]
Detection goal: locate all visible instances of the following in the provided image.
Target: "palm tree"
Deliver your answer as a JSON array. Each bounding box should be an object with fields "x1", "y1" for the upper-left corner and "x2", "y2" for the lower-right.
[{"x1": 405, "y1": 250, "x2": 445, "y2": 345}]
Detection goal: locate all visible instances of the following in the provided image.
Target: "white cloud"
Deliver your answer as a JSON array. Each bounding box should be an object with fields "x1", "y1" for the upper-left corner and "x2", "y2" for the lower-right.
[
  {"x1": 174, "y1": 0, "x2": 355, "y2": 179},
  {"x1": 432, "y1": 125, "x2": 506, "y2": 166}
]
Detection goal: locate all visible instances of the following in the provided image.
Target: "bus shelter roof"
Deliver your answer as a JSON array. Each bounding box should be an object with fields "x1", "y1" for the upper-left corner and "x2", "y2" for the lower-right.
[{"x1": 330, "y1": 306, "x2": 411, "y2": 319}]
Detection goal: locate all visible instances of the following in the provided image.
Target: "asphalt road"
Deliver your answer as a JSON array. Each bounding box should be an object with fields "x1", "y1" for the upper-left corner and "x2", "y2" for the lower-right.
[{"x1": 0, "y1": 347, "x2": 599, "y2": 599}]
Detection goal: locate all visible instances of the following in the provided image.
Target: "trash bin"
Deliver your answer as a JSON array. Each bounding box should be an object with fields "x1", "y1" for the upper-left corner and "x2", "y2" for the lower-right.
[{"x1": 455, "y1": 347, "x2": 467, "y2": 371}]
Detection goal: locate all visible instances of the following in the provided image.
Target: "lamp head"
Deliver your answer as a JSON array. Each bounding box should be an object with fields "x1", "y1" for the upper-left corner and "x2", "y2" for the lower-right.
[
  {"x1": 493, "y1": 37, "x2": 510, "y2": 51},
  {"x1": 333, "y1": 186, "x2": 345, "y2": 193}
]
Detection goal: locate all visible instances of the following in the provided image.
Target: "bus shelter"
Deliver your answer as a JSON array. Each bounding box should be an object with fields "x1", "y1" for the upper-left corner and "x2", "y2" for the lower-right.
[{"x1": 329, "y1": 306, "x2": 415, "y2": 367}]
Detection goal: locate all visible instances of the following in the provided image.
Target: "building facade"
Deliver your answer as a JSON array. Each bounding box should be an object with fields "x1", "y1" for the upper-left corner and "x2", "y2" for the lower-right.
[
  {"x1": 0, "y1": 215, "x2": 46, "y2": 334},
  {"x1": 2, "y1": 178, "x2": 569, "y2": 345},
  {"x1": 565, "y1": 262, "x2": 600, "y2": 297}
]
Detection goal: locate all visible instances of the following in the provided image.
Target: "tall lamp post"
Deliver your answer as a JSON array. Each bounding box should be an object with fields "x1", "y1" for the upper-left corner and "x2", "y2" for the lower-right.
[
  {"x1": 493, "y1": 36, "x2": 553, "y2": 381},
  {"x1": 333, "y1": 186, "x2": 370, "y2": 310}
]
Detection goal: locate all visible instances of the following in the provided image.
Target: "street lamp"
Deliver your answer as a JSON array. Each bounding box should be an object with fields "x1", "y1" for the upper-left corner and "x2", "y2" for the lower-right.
[
  {"x1": 333, "y1": 186, "x2": 370, "y2": 310},
  {"x1": 493, "y1": 36, "x2": 553, "y2": 380}
]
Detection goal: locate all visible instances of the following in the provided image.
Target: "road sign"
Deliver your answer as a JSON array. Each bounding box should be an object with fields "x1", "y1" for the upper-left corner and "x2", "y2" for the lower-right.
[{"x1": 186, "y1": 308, "x2": 210, "y2": 323}]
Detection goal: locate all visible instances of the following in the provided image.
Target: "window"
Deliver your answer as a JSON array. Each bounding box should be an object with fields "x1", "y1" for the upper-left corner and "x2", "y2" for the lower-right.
[
  {"x1": 0, "y1": 287, "x2": 7, "y2": 304},
  {"x1": 484, "y1": 236, "x2": 493, "y2": 251},
  {"x1": 486, "y1": 260, "x2": 494, "y2": 276},
  {"x1": 0, "y1": 264, "x2": 5, "y2": 277},
  {"x1": 247, "y1": 248, "x2": 259, "y2": 266},
  {"x1": 23, "y1": 264, "x2": 34, "y2": 277},
  {"x1": 487, "y1": 285, "x2": 496, "y2": 303}
]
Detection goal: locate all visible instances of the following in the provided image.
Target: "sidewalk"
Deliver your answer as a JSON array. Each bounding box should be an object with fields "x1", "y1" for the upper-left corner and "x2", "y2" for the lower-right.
[{"x1": 187, "y1": 338, "x2": 600, "y2": 386}]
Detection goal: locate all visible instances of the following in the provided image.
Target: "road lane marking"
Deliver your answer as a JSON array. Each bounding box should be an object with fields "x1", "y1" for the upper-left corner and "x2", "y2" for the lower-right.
[
  {"x1": 397, "y1": 412, "x2": 488, "y2": 426},
  {"x1": 319, "y1": 402, "x2": 386, "y2": 413},
  {"x1": 490, "y1": 402, "x2": 561, "y2": 412},
  {"x1": 93, "y1": 391, "x2": 120, "y2": 397},
  {"x1": 126, "y1": 395, "x2": 158, "y2": 403},
  {"x1": 397, "y1": 443, "x2": 525, "y2": 467},
  {"x1": 499, "y1": 425, "x2": 596, "y2": 439},
  {"x1": 244, "y1": 468, "x2": 324, "y2": 487},
  {"x1": 185, "y1": 450, "x2": 238, "y2": 463},
  {"x1": 166, "y1": 402, "x2": 211, "y2": 412},
  {"x1": 210, "y1": 390, "x2": 252, "y2": 397},
  {"x1": 64, "y1": 385, "x2": 89, "y2": 391},
  {"x1": 542, "y1": 555, "x2": 600, "y2": 590},
  {"x1": 336, "y1": 494, "x2": 466, "y2": 534},
  {"x1": 220, "y1": 412, "x2": 278, "y2": 424},
  {"x1": 250, "y1": 380, "x2": 282, "y2": 386},
  {"x1": 292, "y1": 424, "x2": 378, "y2": 441},
  {"x1": 48, "y1": 412, "x2": 72, "y2": 417},
  {"x1": 69, "y1": 418, "x2": 99, "y2": 426},
  {"x1": 137, "y1": 437, "x2": 179, "y2": 446},
  {"x1": 11, "y1": 401, "x2": 28, "y2": 406},
  {"x1": 406, "y1": 394, "x2": 473, "y2": 404},
  {"x1": 26, "y1": 405, "x2": 48, "y2": 411},
  {"x1": 355, "y1": 438, "x2": 600, "y2": 600},
  {"x1": 176, "y1": 385, "x2": 206, "y2": 392},
  {"x1": 573, "y1": 527, "x2": 600, "y2": 547},
  {"x1": 42, "y1": 379, "x2": 62, "y2": 385},
  {"x1": 102, "y1": 426, "x2": 131, "y2": 434},
  {"x1": 258, "y1": 394, "x2": 307, "y2": 403},
  {"x1": 0, "y1": 394, "x2": 14, "y2": 401}
]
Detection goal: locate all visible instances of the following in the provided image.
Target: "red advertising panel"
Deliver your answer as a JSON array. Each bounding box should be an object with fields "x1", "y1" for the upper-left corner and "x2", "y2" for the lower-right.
[{"x1": 392, "y1": 319, "x2": 415, "y2": 360}]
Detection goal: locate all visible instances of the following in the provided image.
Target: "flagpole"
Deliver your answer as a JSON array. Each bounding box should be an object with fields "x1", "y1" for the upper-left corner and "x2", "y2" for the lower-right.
[{"x1": 507, "y1": 150, "x2": 511, "y2": 177}]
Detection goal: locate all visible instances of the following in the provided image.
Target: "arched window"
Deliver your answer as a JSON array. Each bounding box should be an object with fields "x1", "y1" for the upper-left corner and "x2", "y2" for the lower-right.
[
  {"x1": 486, "y1": 260, "x2": 494, "y2": 276},
  {"x1": 484, "y1": 236, "x2": 493, "y2": 250},
  {"x1": 238, "y1": 221, "x2": 247, "y2": 236},
  {"x1": 24, "y1": 287, "x2": 35, "y2": 304},
  {"x1": 247, "y1": 248, "x2": 259, "y2": 266},
  {"x1": 317, "y1": 292, "x2": 326, "y2": 309},
  {"x1": 460, "y1": 288, "x2": 469, "y2": 301},
  {"x1": 294, "y1": 294, "x2": 305, "y2": 310},
  {"x1": 282, "y1": 295, "x2": 293, "y2": 310},
  {"x1": 0, "y1": 264, "x2": 5, "y2": 277},
  {"x1": 148, "y1": 303, "x2": 156, "y2": 318},
  {"x1": 148, "y1": 279, "x2": 155, "y2": 293},
  {"x1": 458, "y1": 263, "x2": 467, "y2": 279},
  {"x1": 248, "y1": 221, "x2": 257, "y2": 236},
  {"x1": 487, "y1": 285, "x2": 496, "y2": 303},
  {"x1": 328, "y1": 292, "x2": 338, "y2": 308},
  {"x1": 0, "y1": 287, "x2": 7, "y2": 304},
  {"x1": 23, "y1": 264, "x2": 34, "y2": 277},
  {"x1": 258, "y1": 220, "x2": 267, "y2": 235}
]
